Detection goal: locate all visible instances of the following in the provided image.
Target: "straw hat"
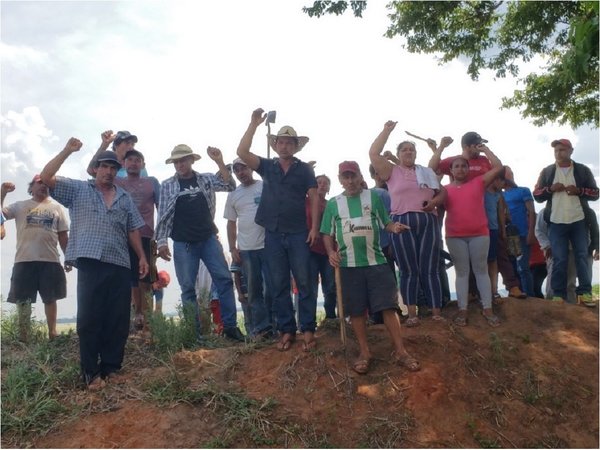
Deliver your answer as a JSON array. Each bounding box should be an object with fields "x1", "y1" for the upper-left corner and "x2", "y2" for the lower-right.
[
  {"x1": 268, "y1": 126, "x2": 309, "y2": 153},
  {"x1": 165, "y1": 144, "x2": 202, "y2": 164}
]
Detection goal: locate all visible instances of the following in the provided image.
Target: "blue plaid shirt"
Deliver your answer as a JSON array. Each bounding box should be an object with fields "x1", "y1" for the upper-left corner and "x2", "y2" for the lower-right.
[
  {"x1": 155, "y1": 171, "x2": 235, "y2": 248},
  {"x1": 51, "y1": 177, "x2": 145, "y2": 269}
]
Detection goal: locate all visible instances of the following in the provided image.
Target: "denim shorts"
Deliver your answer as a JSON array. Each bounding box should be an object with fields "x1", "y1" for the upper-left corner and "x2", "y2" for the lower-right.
[{"x1": 339, "y1": 264, "x2": 399, "y2": 317}]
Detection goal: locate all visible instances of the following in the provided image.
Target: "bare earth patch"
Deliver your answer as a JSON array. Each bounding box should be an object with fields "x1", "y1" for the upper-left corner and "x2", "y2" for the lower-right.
[{"x1": 16, "y1": 297, "x2": 600, "y2": 448}]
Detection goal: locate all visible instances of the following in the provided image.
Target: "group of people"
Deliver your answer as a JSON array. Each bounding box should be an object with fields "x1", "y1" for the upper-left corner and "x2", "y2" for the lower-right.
[{"x1": 2, "y1": 107, "x2": 598, "y2": 388}]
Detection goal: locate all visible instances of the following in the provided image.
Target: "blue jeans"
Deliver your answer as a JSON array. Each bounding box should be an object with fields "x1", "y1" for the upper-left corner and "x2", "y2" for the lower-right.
[
  {"x1": 264, "y1": 230, "x2": 316, "y2": 334},
  {"x1": 240, "y1": 248, "x2": 274, "y2": 336},
  {"x1": 173, "y1": 236, "x2": 238, "y2": 332},
  {"x1": 549, "y1": 220, "x2": 592, "y2": 298},
  {"x1": 516, "y1": 235, "x2": 534, "y2": 296},
  {"x1": 309, "y1": 252, "x2": 337, "y2": 318}
]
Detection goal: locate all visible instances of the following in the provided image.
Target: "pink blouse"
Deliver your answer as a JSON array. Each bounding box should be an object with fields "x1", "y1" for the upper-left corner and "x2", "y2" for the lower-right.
[
  {"x1": 444, "y1": 176, "x2": 489, "y2": 237},
  {"x1": 387, "y1": 164, "x2": 436, "y2": 215}
]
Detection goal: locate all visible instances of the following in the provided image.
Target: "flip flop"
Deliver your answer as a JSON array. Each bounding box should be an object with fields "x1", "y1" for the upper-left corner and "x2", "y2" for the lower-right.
[
  {"x1": 134, "y1": 313, "x2": 144, "y2": 331},
  {"x1": 87, "y1": 376, "x2": 106, "y2": 392},
  {"x1": 352, "y1": 358, "x2": 370, "y2": 375},
  {"x1": 431, "y1": 314, "x2": 446, "y2": 322},
  {"x1": 483, "y1": 313, "x2": 501, "y2": 328},
  {"x1": 302, "y1": 331, "x2": 316, "y2": 352},
  {"x1": 405, "y1": 317, "x2": 420, "y2": 328},
  {"x1": 454, "y1": 315, "x2": 467, "y2": 327},
  {"x1": 392, "y1": 351, "x2": 420, "y2": 372},
  {"x1": 276, "y1": 333, "x2": 295, "y2": 352}
]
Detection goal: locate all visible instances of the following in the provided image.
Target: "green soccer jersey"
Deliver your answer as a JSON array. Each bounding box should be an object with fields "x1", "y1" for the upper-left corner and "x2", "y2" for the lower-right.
[{"x1": 320, "y1": 189, "x2": 391, "y2": 267}]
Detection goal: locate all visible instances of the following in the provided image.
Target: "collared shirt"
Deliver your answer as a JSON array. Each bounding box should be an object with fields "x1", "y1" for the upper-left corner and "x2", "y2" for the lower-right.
[
  {"x1": 51, "y1": 177, "x2": 144, "y2": 269},
  {"x1": 155, "y1": 170, "x2": 235, "y2": 247},
  {"x1": 254, "y1": 157, "x2": 317, "y2": 233}
]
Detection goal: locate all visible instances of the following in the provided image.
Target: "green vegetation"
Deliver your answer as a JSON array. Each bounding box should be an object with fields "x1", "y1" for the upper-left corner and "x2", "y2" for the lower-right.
[{"x1": 1, "y1": 314, "x2": 81, "y2": 444}]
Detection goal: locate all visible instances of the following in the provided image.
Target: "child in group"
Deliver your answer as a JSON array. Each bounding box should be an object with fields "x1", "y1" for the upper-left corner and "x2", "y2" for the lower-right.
[
  {"x1": 152, "y1": 270, "x2": 171, "y2": 313},
  {"x1": 320, "y1": 161, "x2": 419, "y2": 375}
]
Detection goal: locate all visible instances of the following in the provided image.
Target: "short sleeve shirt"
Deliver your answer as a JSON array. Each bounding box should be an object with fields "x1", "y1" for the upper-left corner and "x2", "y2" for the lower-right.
[
  {"x1": 320, "y1": 189, "x2": 390, "y2": 268},
  {"x1": 2, "y1": 198, "x2": 69, "y2": 263},
  {"x1": 51, "y1": 177, "x2": 144, "y2": 268},
  {"x1": 503, "y1": 186, "x2": 533, "y2": 237},
  {"x1": 254, "y1": 157, "x2": 317, "y2": 233},
  {"x1": 223, "y1": 181, "x2": 265, "y2": 251},
  {"x1": 444, "y1": 176, "x2": 489, "y2": 238},
  {"x1": 439, "y1": 155, "x2": 492, "y2": 181}
]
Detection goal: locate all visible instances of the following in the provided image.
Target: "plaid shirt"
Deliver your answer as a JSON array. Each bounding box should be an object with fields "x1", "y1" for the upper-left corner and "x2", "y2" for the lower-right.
[
  {"x1": 155, "y1": 171, "x2": 235, "y2": 248},
  {"x1": 51, "y1": 177, "x2": 144, "y2": 269}
]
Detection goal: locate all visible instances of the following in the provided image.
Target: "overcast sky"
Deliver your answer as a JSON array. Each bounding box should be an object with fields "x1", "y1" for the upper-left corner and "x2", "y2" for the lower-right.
[{"x1": 1, "y1": 1, "x2": 598, "y2": 319}]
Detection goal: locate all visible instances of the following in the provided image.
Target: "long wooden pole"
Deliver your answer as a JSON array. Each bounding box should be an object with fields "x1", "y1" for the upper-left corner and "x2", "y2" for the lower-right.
[
  {"x1": 334, "y1": 267, "x2": 347, "y2": 347},
  {"x1": 266, "y1": 122, "x2": 271, "y2": 159}
]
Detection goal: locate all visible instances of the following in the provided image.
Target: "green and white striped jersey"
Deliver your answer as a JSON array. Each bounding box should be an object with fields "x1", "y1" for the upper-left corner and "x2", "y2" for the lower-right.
[{"x1": 320, "y1": 189, "x2": 391, "y2": 267}]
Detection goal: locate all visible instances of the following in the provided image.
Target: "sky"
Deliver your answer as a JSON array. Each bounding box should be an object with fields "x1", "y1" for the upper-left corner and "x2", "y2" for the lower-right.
[{"x1": 1, "y1": 0, "x2": 598, "y2": 320}]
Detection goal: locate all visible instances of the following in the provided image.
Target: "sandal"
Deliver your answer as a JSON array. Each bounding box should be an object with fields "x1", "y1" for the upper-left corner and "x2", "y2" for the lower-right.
[
  {"x1": 105, "y1": 371, "x2": 127, "y2": 384},
  {"x1": 483, "y1": 313, "x2": 501, "y2": 328},
  {"x1": 301, "y1": 332, "x2": 316, "y2": 352},
  {"x1": 405, "y1": 317, "x2": 420, "y2": 328},
  {"x1": 87, "y1": 376, "x2": 106, "y2": 392},
  {"x1": 352, "y1": 358, "x2": 371, "y2": 375},
  {"x1": 276, "y1": 333, "x2": 296, "y2": 352},
  {"x1": 453, "y1": 315, "x2": 467, "y2": 327},
  {"x1": 392, "y1": 351, "x2": 420, "y2": 372},
  {"x1": 134, "y1": 313, "x2": 144, "y2": 331},
  {"x1": 431, "y1": 314, "x2": 446, "y2": 322}
]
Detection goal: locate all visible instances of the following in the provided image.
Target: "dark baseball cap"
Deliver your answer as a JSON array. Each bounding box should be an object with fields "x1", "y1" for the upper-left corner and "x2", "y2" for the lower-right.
[
  {"x1": 96, "y1": 150, "x2": 121, "y2": 168},
  {"x1": 124, "y1": 149, "x2": 145, "y2": 161},
  {"x1": 114, "y1": 130, "x2": 138, "y2": 146},
  {"x1": 461, "y1": 131, "x2": 488, "y2": 147}
]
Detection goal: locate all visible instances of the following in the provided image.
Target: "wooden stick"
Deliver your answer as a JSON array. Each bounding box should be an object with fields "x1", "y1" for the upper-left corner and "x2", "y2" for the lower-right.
[
  {"x1": 334, "y1": 267, "x2": 347, "y2": 347},
  {"x1": 404, "y1": 130, "x2": 429, "y2": 142},
  {"x1": 266, "y1": 122, "x2": 271, "y2": 159}
]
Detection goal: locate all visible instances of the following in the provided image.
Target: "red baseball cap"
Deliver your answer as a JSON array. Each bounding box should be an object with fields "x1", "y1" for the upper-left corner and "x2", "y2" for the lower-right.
[
  {"x1": 338, "y1": 161, "x2": 361, "y2": 175},
  {"x1": 551, "y1": 139, "x2": 573, "y2": 149}
]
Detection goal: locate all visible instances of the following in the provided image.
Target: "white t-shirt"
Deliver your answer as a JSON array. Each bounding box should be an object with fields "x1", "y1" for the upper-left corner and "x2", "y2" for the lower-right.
[
  {"x1": 2, "y1": 198, "x2": 69, "y2": 263},
  {"x1": 223, "y1": 181, "x2": 265, "y2": 251}
]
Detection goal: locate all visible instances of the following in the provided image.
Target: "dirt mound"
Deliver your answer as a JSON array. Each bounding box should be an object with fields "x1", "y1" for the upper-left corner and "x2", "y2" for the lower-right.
[{"x1": 32, "y1": 297, "x2": 599, "y2": 448}]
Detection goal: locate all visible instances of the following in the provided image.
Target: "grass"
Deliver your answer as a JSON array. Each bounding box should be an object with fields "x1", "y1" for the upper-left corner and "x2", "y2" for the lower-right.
[
  {"x1": 1, "y1": 314, "x2": 81, "y2": 445},
  {"x1": 489, "y1": 332, "x2": 505, "y2": 367},
  {"x1": 522, "y1": 370, "x2": 542, "y2": 405},
  {"x1": 358, "y1": 412, "x2": 415, "y2": 448}
]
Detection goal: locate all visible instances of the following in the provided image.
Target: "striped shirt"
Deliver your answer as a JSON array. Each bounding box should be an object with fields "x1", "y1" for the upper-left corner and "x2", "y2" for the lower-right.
[
  {"x1": 320, "y1": 189, "x2": 390, "y2": 267},
  {"x1": 51, "y1": 177, "x2": 144, "y2": 269},
  {"x1": 155, "y1": 171, "x2": 235, "y2": 248}
]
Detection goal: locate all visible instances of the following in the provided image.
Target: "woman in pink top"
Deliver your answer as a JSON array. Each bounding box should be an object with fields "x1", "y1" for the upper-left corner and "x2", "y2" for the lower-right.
[
  {"x1": 444, "y1": 149, "x2": 504, "y2": 328},
  {"x1": 370, "y1": 121, "x2": 446, "y2": 326}
]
